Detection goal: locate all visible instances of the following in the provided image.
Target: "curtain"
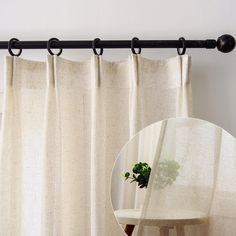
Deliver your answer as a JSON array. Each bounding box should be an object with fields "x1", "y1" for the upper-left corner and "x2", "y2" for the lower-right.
[
  {"x1": 136, "y1": 118, "x2": 236, "y2": 236},
  {"x1": 0, "y1": 54, "x2": 191, "y2": 236}
]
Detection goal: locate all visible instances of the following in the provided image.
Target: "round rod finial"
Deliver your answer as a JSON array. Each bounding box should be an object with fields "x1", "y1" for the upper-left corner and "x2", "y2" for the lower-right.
[{"x1": 217, "y1": 34, "x2": 235, "y2": 53}]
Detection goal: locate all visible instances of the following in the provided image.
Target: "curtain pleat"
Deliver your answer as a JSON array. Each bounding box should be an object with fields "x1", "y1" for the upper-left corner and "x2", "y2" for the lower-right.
[
  {"x1": 111, "y1": 55, "x2": 192, "y2": 212},
  {"x1": 0, "y1": 54, "x2": 192, "y2": 236},
  {"x1": 0, "y1": 57, "x2": 47, "y2": 236}
]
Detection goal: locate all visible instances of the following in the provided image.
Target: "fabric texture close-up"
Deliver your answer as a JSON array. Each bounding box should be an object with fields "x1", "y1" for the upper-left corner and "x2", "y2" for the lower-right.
[
  {"x1": 0, "y1": 54, "x2": 191, "y2": 236},
  {"x1": 136, "y1": 118, "x2": 236, "y2": 236}
]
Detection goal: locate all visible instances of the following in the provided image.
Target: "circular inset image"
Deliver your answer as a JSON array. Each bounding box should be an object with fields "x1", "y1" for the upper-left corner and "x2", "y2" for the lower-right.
[{"x1": 110, "y1": 118, "x2": 236, "y2": 236}]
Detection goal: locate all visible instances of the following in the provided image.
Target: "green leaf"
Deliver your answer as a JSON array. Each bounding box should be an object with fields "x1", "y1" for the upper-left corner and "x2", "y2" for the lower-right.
[{"x1": 124, "y1": 172, "x2": 130, "y2": 179}]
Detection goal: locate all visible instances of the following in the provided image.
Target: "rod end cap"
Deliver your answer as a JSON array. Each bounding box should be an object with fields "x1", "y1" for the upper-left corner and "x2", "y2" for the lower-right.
[{"x1": 217, "y1": 34, "x2": 235, "y2": 53}]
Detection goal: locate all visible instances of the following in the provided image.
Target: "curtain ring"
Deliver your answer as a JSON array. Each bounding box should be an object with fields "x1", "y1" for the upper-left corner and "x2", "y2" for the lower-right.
[
  {"x1": 131, "y1": 37, "x2": 141, "y2": 54},
  {"x1": 47, "y1": 38, "x2": 63, "y2": 56},
  {"x1": 177, "y1": 37, "x2": 187, "y2": 55},
  {"x1": 92, "y1": 38, "x2": 103, "y2": 55},
  {"x1": 8, "y1": 38, "x2": 22, "y2": 57}
]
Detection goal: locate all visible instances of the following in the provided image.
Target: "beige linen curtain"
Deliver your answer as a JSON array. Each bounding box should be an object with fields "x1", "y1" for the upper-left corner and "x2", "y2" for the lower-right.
[
  {"x1": 0, "y1": 54, "x2": 191, "y2": 236},
  {"x1": 136, "y1": 118, "x2": 236, "y2": 236}
]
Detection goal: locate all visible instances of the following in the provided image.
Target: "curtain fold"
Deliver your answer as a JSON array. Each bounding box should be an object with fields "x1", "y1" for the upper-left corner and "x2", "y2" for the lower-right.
[
  {"x1": 0, "y1": 57, "x2": 47, "y2": 236},
  {"x1": 0, "y1": 54, "x2": 192, "y2": 236},
  {"x1": 111, "y1": 55, "x2": 192, "y2": 212}
]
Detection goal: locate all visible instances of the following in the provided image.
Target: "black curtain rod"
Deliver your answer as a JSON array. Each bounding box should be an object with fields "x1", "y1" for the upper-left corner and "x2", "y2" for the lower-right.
[{"x1": 0, "y1": 34, "x2": 235, "y2": 53}]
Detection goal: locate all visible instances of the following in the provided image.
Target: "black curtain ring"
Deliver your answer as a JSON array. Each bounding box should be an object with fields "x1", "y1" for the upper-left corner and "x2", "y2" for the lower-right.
[
  {"x1": 92, "y1": 38, "x2": 103, "y2": 55},
  {"x1": 177, "y1": 37, "x2": 187, "y2": 55},
  {"x1": 131, "y1": 37, "x2": 141, "y2": 54},
  {"x1": 8, "y1": 38, "x2": 22, "y2": 57},
  {"x1": 47, "y1": 38, "x2": 63, "y2": 56}
]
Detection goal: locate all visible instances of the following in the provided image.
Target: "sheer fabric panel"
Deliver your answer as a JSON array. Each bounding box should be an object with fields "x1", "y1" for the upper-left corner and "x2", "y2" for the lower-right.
[
  {"x1": 137, "y1": 118, "x2": 236, "y2": 236},
  {"x1": 0, "y1": 55, "x2": 191, "y2": 236}
]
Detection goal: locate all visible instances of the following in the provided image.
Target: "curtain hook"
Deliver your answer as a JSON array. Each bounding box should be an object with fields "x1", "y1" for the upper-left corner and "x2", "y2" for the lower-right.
[
  {"x1": 47, "y1": 38, "x2": 63, "y2": 56},
  {"x1": 92, "y1": 38, "x2": 103, "y2": 55},
  {"x1": 8, "y1": 38, "x2": 22, "y2": 57},
  {"x1": 131, "y1": 37, "x2": 141, "y2": 54},
  {"x1": 177, "y1": 37, "x2": 187, "y2": 55}
]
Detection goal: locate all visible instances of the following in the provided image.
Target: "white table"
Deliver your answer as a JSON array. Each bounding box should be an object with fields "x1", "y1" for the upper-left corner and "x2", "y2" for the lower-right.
[{"x1": 114, "y1": 209, "x2": 207, "y2": 236}]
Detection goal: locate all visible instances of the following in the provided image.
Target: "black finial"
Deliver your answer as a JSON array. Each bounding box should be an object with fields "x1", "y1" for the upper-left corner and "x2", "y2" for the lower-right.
[{"x1": 217, "y1": 34, "x2": 235, "y2": 53}]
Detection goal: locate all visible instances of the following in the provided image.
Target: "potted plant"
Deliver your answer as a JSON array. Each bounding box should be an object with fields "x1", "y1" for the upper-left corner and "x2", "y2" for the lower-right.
[
  {"x1": 123, "y1": 160, "x2": 180, "y2": 189},
  {"x1": 124, "y1": 162, "x2": 151, "y2": 189}
]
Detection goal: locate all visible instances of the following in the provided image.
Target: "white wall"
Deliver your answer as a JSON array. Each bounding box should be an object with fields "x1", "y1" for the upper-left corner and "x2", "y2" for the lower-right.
[{"x1": 0, "y1": 0, "x2": 236, "y2": 135}]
